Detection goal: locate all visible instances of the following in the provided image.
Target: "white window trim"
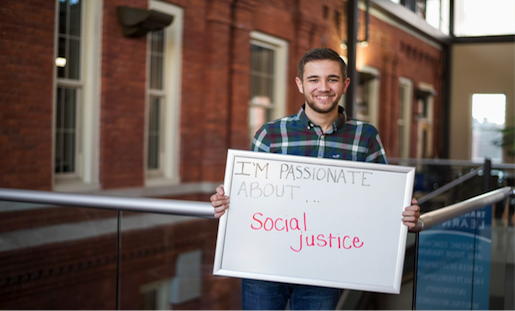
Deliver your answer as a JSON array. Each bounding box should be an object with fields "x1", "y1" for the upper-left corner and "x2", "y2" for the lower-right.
[
  {"x1": 357, "y1": 66, "x2": 380, "y2": 128},
  {"x1": 416, "y1": 82, "x2": 435, "y2": 158},
  {"x1": 140, "y1": 279, "x2": 172, "y2": 310},
  {"x1": 398, "y1": 77, "x2": 413, "y2": 159},
  {"x1": 249, "y1": 31, "x2": 289, "y2": 121},
  {"x1": 145, "y1": 1, "x2": 183, "y2": 187},
  {"x1": 53, "y1": 0, "x2": 102, "y2": 192}
]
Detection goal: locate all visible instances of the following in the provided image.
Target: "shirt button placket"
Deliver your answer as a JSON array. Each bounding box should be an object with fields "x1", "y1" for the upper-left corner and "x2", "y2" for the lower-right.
[{"x1": 318, "y1": 135, "x2": 325, "y2": 158}]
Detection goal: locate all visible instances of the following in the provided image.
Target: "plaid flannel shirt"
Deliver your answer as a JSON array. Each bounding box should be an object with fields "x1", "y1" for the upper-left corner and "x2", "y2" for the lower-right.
[{"x1": 251, "y1": 105, "x2": 387, "y2": 164}]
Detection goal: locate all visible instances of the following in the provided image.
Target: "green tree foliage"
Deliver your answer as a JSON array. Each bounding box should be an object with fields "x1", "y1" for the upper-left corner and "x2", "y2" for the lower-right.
[{"x1": 494, "y1": 118, "x2": 515, "y2": 156}]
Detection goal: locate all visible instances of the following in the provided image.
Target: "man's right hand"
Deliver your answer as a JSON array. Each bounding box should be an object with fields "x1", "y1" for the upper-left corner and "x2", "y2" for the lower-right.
[{"x1": 210, "y1": 184, "x2": 230, "y2": 218}]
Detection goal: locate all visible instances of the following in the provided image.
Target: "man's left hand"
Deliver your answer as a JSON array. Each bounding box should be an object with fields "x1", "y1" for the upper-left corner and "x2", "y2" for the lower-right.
[{"x1": 402, "y1": 198, "x2": 421, "y2": 230}]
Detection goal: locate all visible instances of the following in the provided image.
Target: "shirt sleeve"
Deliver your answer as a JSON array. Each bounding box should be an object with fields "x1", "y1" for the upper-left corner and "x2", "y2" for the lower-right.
[
  {"x1": 365, "y1": 129, "x2": 388, "y2": 164},
  {"x1": 251, "y1": 124, "x2": 271, "y2": 153}
]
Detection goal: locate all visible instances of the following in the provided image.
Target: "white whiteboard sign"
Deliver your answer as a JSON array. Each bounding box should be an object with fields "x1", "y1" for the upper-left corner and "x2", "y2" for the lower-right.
[{"x1": 213, "y1": 149, "x2": 415, "y2": 294}]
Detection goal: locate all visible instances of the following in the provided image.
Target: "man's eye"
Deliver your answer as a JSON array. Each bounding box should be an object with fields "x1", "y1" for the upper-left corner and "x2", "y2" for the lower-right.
[{"x1": 309, "y1": 79, "x2": 318, "y2": 82}]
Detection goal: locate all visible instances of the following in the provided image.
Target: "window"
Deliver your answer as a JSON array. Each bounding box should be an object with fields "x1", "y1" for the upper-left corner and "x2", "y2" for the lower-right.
[
  {"x1": 356, "y1": 67, "x2": 380, "y2": 128},
  {"x1": 249, "y1": 32, "x2": 288, "y2": 143},
  {"x1": 389, "y1": 0, "x2": 451, "y2": 35},
  {"x1": 54, "y1": 0, "x2": 101, "y2": 191},
  {"x1": 147, "y1": 30, "x2": 165, "y2": 176},
  {"x1": 471, "y1": 94, "x2": 506, "y2": 163},
  {"x1": 391, "y1": 0, "x2": 419, "y2": 12},
  {"x1": 145, "y1": 1, "x2": 183, "y2": 186},
  {"x1": 398, "y1": 78, "x2": 413, "y2": 158},
  {"x1": 140, "y1": 280, "x2": 170, "y2": 310},
  {"x1": 55, "y1": 0, "x2": 82, "y2": 178},
  {"x1": 455, "y1": 0, "x2": 515, "y2": 36},
  {"x1": 425, "y1": 0, "x2": 450, "y2": 35},
  {"x1": 415, "y1": 84, "x2": 435, "y2": 158},
  {"x1": 139, "y1": 250, "x2": 201, "y2": 309},
  {"x1": 392, "y1": 0, "x2": 515, "y2": 36}
]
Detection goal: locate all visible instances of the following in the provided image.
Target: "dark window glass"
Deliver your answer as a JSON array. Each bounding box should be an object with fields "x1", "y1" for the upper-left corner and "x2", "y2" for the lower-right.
[{"x1": 55, "y1": 87, "x2": 77, "y2": 173}]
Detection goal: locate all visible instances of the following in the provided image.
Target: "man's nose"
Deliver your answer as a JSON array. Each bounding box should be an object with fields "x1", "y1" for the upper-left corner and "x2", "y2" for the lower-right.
[{"x1": 319, "y1": 80, "x2": 330, "y2": 91}]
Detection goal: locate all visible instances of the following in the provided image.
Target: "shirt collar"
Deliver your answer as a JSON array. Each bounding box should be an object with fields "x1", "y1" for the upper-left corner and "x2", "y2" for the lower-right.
[{"x1": 297, "y1": 104, "x2": 347, "y2": 132}]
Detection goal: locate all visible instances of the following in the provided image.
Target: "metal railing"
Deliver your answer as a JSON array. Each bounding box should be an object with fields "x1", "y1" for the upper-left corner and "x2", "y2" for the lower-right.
[
  {"x1": 1, "y1": 186, "x2": 513, "y2": 232},
  {"x1": 412, "y1": 186, "x2": 514, "y2": 232},
  {"x1": 0, "y1": 187, "x2": 215, "y2": 310},
  {"x1": 0, "y1": 187, "x2": 214, "y2": 217},
  {"x1": 415, "y1": 166, "x2": 483, "y2": 205}
]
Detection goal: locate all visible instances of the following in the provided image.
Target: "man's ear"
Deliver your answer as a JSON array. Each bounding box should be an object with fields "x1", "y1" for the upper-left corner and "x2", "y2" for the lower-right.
[
  {"x1": 342, "y1": 77, "x2": 351, "y2": 94},
  {"x1": 295, "y1": 77, "x2": 304, "y2": 94}
]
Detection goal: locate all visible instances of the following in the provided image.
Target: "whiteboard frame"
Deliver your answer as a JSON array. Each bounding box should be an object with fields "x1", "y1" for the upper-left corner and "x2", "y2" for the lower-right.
[{"x1": 213, "y1": 149, "x2": 415, "y2": 294}]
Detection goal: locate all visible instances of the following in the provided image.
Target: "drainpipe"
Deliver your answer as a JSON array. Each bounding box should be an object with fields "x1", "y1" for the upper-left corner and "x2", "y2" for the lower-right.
[{"x1": 346, "y1": 0, "x2": 358, "y2": 118}]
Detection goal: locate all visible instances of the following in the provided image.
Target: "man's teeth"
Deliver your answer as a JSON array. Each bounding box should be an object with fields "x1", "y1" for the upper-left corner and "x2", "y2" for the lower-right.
[{"x1": 317, "y1": 95, "x2": 331, "y2": 99}]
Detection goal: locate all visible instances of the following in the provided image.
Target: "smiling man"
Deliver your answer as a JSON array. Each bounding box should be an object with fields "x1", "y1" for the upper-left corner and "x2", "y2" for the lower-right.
[
  {"x1": 210, "y1": 48, "x2": 420, "y2": 310},
  {"x1": 295, "y1": 51, "x2": 351, "y2": 132},
  {"x1": 249, "y1": 48, "x2": 387, "y2": 163}
]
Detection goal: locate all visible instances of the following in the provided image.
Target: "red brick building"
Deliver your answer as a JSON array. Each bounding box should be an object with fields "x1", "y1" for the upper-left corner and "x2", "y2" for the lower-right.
[
  {"x1": 1, "y1": 0, "x2": 444, "y2": 192},
  {"x1": 0, "y1": 0, "x2": 445, "y2": 309}
]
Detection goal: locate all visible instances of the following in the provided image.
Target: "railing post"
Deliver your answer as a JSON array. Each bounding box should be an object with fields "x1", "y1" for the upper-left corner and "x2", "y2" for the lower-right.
[
  {"x1": 411, "y1": 232, "x2": 419, "y2": 310},
  {"x1": 483, "y1": 158, "x2": 492, "y2": 192},
  {"x1": 116, "y1": 211, "x2": 122, "y2": 310}
]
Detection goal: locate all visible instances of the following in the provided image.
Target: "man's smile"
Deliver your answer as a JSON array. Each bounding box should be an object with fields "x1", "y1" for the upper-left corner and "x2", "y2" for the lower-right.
[{"x1": 314, "y1": 95, "x2": 334, "y2": 100}]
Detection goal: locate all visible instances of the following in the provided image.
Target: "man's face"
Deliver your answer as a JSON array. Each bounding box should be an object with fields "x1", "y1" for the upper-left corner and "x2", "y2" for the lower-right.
[{"x1": 295, "y1": 60, "x2": 351, "y2": 115}]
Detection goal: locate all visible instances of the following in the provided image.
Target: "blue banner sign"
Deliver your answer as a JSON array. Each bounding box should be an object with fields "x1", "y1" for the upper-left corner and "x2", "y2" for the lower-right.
[{"x1": 415, "y1": 206, "x2": 492, "y2": 310}]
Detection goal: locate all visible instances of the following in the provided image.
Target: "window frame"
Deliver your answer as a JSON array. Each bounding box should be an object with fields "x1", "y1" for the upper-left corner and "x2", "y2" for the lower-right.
[
  {"x1": 53, "y1": 0, "x2": 101, "y2": 192},
  {"x1": 140, "y1": 279, "x2": 171, "y2": 310},
  {"x1": 415, "y1": 82, "x2": 435, "y2": 158},
  {"x1": 356, "y1": 66, "x2": 380, "y2": 128},
  {"x1": 248, "y1": 32, "x2": 288, "y2": 142},
  {"x1": 144, "y1": 0, "x2": 183, "y2": 187},
  {"x1": 146, "y1": 30, "x2": 166, "y2": 178},
  {"x1": 398, "y1": 77, "x2": 413, "y2": 159}
]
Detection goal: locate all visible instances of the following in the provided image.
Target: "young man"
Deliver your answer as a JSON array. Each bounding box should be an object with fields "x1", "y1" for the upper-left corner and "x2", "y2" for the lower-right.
[{"x1": 210, "y1": 48, "x2": 420, "y2": 310}]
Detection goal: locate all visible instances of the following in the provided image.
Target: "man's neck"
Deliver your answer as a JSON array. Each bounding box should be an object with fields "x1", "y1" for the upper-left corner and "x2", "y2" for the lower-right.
[{"x1": 304, "y1": 104, "x2": 340, "y2": 133}]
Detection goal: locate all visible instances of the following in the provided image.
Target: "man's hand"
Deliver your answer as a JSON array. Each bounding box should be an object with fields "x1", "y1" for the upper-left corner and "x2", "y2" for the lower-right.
[
  {"x1": 210, "y1": 184, "x2": 230, "y2": 218},
  {"x1": 402, "y1": 198, "x2": 421, "y2": 230}
]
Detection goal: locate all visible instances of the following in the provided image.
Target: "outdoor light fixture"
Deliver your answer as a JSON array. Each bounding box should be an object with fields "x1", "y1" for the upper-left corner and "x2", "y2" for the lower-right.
[
  {"x1": 416, "y1": 88, "x2": 437, "y2": 99},
  {"x1": 55, "y1": 57, "x2": 67, "y2": 67},
  {"x1": 117, "y1": 6, "x2": 174, "y2": 37}
]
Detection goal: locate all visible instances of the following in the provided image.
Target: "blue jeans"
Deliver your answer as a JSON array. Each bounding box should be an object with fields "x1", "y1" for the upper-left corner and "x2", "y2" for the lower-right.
[{"x1": 242, "y1": 279, "x2": 342, "y2": 310}]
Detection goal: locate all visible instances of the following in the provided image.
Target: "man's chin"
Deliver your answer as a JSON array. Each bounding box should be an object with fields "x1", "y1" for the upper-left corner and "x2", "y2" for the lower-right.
[{"x1": 306, "y1": 101, "x2": 339, "y2": 114}]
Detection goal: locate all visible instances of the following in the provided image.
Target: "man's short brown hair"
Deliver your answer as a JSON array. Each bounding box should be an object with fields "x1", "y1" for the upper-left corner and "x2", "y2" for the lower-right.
[{"x1": 297, "y1": 48, "x2": 347, "y2": 80}]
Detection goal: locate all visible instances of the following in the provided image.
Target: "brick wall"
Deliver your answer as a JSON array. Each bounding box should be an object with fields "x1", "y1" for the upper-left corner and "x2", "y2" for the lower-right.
[
  {"x1": 177, "y1": 0, "x2": 208, "y2": 182},
  {"x1": 0, "y1": 0, "x2": 55, "y2": 190},
  {"x1": 356, "y1": 13, "x2": 443, "y2": 158},
  {"x1": 100, "y1": 0, "x2": 148, "y2": 189},
  {"x1": 0, "y1": 0, "x2": 444, "y2": 190}
]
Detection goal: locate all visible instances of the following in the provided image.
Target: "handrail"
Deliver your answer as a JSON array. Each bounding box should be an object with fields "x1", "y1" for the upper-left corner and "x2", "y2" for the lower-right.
[
  {"x1": 387, "y1": 157, "x2": 515, "y2": 169},
  {"x1": 416, "y1": 166, "x2": 482, "y2": 205},
  {"x1": 411, "y1": 186, "x2": 514, "y2": 232},
  {"x1": 1, "y1": 186, "x2": 513, "y2": 228},
  {"x1": 0, "y1": 188, "x2": 214, "y2": 217}
]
